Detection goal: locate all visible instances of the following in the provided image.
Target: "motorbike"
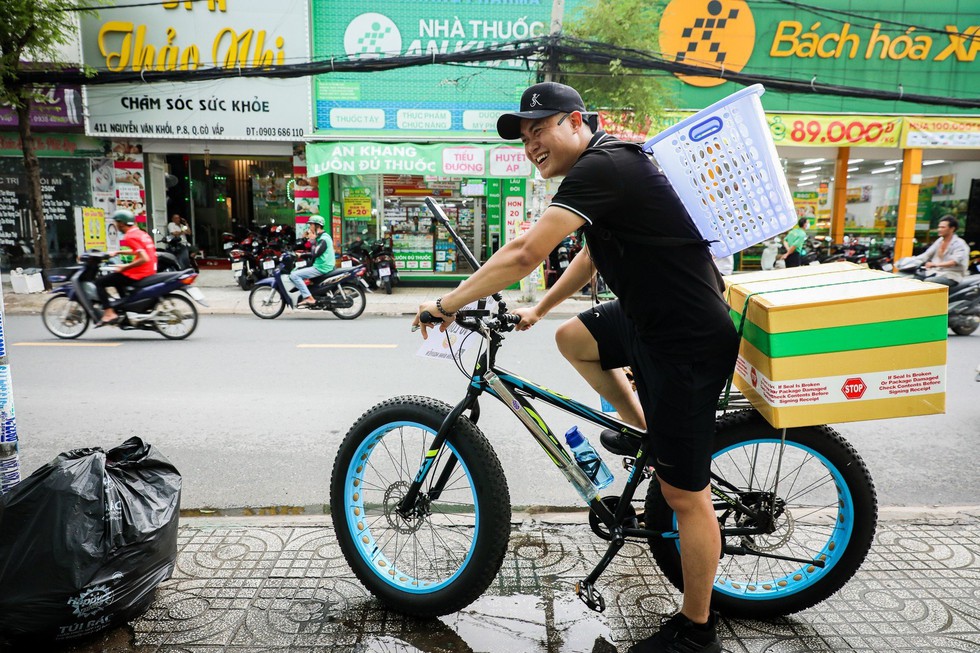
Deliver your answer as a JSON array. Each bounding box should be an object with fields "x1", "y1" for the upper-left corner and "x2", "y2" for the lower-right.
[
  {"x1": 155, "y1": 233, "x2": 198, "y2": 273},
  {"x1": 895, "y1": 257, "x2": 980, "y2": 336},
  {"x1": 247, "y1": 251, "x2": 369, "y2": 320},
  {"x1": 369, "y1": 236, "x2": 399, "y2": 294},
  {"x1": 41, "y1": 251, "x2": 208, "y2": 340}
]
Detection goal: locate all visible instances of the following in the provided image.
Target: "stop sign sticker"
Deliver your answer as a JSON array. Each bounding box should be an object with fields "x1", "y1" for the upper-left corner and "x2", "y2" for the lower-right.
[{"x1": 841, "y1": 378, "x2": 867, "y2": 400}]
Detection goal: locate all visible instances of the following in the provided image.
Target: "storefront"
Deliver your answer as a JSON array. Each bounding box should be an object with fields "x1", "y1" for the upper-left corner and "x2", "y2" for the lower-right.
[
  {"x1": 308, "y1": 0, "x2": 550, "y2": 281},
  {"x1": 306, "y1": 141, "x2": 531, "y2": 278},
  {"x1": 0, "y1": 85, "x2": 99, "y2": 271},
  {"x1": 77, "y1": 0, "x2": 314, "y2": 257},
  {"x1": 646, "y1": 0, "x2": 980, "y2": 268}
]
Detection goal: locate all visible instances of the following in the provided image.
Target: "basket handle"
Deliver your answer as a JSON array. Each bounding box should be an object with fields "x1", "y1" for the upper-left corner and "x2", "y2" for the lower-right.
[{"x1": 689, "y1": 116, "x2": 724, "y2": 142}]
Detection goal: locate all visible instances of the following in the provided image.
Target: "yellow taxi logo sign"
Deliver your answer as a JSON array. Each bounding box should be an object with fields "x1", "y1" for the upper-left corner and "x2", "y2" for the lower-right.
[{"x1": 660, "y1": 0, "x2": 756, "y2": 88}]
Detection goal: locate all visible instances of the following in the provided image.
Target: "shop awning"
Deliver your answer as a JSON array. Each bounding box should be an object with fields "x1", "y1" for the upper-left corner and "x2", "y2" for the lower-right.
[{"x1": 306, "y1": 141, "x2": 532, "y2": 178}]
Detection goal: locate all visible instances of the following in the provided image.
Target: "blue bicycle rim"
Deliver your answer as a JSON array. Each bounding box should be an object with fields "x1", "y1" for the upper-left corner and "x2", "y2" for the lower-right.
[
  {"x1": 344, "y1": 420, "x2": 480, "y2": 594},
  {"x1": 687, "y1": 438, "x2": 856, "y2": 601}
]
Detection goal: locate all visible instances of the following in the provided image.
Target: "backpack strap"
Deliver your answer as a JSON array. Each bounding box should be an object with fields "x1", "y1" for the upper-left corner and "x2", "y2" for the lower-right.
[{"x1": 583, "y1": 134, "x2": 716, "y2": 249}]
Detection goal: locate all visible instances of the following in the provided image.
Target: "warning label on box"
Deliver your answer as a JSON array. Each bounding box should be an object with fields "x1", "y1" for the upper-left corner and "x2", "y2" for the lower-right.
[{"x1": 735, "y1": 358, "x2": 945, "y2": 407}]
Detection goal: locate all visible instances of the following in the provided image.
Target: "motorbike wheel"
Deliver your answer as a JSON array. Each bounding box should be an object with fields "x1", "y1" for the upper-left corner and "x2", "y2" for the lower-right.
[
  {"x1": 41, "y1": 295, "x2": 89, "y2": 339},
  {"x1": 237, "y1": 272, "x2": 254, "y2": 291},
  {"x1": 330, "y1": 396, "x2": 511, "y2": 617},
  {"x1": 153, "y1": 293, "x2": 198, "y2": 340},
  {"x1": 248, "y1": 285, "x2": 285, "y2": 319},
  {"x1": 383, "y1": 277, "x2": 393, "y2": 295},
  {"x1": 332, "y1": 283, "x2": 366, "y2": 320},
  {"x1": 950, "y1": 316, "x2": 979, "y2": 336},
  {"x1": 645, "y1": 410, "x2": 877, "y2": 619}
]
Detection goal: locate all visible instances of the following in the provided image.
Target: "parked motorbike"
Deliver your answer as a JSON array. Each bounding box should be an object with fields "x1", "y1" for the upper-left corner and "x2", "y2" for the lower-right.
[
  {"x1": 369, "y1": 236, "x2": 399, "y2": 294},
  {"x1": 895, "y1": 257, "x2": 980, "y2": 335},
  {"x1": 155, "y1": 232, "x2": 198, "y2": 273},
  {"x1": 247, "y1": 251, "x2": 369, "y2": 320},
  {"x1": 41, "y1": 252, "x2": 207, "y2": 340}
]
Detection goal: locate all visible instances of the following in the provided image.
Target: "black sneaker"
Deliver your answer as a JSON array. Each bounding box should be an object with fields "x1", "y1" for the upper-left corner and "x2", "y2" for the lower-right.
[
  {"x1": 599, "y1": 429, "x2": 642, "y2": 457},
  {"x1": 627, "y1": 611, "x2": 721, "y2": 653}
]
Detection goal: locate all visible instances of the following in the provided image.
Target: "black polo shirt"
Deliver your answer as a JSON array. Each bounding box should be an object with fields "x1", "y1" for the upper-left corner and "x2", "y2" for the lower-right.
[{"x1": 550, "y1": 131, "x2": 738, "y2": 361}]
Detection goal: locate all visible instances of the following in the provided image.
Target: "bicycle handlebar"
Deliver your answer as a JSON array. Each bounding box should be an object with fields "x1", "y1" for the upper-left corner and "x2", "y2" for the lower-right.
[{"x1": 419, "y1": 308, "x2": 520, "y2": 333}]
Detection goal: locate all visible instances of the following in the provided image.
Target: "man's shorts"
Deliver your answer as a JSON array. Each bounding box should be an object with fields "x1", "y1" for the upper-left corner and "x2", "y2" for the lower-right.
[{"x1": 578, "y1": 300, "x2": 738, "y2": 492}]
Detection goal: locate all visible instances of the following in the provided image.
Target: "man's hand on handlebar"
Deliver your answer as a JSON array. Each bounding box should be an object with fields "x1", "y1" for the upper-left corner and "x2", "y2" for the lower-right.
[
  {"x1": 512, "y1": 306, "x2": 543, "y2": 331},
  {"x1": 412, "y1": 300, "x2": 455, "y2": 339}
]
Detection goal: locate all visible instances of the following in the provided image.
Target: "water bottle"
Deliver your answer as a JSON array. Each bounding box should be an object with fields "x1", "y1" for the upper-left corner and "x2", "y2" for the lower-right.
[{"x1": 564, "y1": 426, "x2": 614, "y2": 490}]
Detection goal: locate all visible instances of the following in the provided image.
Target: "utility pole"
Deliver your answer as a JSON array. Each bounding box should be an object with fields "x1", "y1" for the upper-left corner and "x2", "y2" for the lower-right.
[{"x1": 542, "y1": 0, "x2": 564, "y2": 83}]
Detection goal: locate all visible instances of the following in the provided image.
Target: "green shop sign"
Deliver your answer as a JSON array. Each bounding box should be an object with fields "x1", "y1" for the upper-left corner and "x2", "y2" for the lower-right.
[
  {"x1": 310, "y1": 0, "x2": 553, "y2": 138},
  {"x1": 658, "y1": 0, "x2": 980, "y2": 115},
  {"x1": 307, "y1": 142, "x2": 532, "y2": 178}
]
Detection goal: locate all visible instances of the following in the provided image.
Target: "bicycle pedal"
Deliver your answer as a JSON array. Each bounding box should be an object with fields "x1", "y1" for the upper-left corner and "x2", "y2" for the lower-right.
[{"x1": 575, "y1": 580, "x2": 606, "y2": 613}]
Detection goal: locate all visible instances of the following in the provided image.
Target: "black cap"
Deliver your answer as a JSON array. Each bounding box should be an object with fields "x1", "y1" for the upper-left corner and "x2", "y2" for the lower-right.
[{"x1": 496, "y1": 82, "x2": 587, "y2": 140}]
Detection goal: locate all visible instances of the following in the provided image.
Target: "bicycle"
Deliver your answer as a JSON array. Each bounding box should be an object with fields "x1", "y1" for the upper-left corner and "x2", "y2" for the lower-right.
[{"x1": 329, "y1": 198, "x2": 878, "y2": 620}]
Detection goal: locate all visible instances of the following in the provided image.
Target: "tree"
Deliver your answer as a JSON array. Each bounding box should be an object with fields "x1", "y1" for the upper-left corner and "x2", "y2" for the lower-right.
[
  {"x1": 562, "y1": 0, "x2": 673, "y2": 137},
  {"x1": 0, "y1": 0, "x2": 100, "y2": 288}
]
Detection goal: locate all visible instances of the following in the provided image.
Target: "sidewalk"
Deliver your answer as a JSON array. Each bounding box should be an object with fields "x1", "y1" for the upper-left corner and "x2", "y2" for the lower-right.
[
  {"x1": 17, "y1": 507, "x2": 979, "y2": 653},
  {"x1": 0, "y1": 269, "x2": 595, "y2": 318}
]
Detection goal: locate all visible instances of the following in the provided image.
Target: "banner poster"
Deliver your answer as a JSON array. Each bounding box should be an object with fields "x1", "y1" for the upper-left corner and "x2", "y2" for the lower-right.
[
  {"x1": 846, "y1": 186, "x2": 872, "y2": 204},
  {"x1": 792, "y1": 191, "x2": 818, "y2": 220},
  {"x1": 81, "y1": 207, "x2": 107, "y2": 251},
  {"x1": 110, "y1": 141, "x2": 146, "y2": 223},
  {"x1": 902, "y1": 117, "x2": 980, "y2": 148},
  {"x1": 292, "y1": 144, "x2": 319, "y2": 217},
  {"x1": 0, "y1": 85, "x2": 82, "y2": 131}
]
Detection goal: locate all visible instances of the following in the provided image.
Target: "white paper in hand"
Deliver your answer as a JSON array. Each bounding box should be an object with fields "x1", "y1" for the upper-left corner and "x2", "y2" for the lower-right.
[{"x1": 416, "y1": 298, "x2": 497, "y2": 362}]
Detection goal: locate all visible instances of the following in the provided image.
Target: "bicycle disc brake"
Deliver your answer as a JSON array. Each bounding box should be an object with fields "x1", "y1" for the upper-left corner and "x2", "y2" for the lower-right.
[{"x1": 384, "y1": 481, "x2": 429, "y2": 534}]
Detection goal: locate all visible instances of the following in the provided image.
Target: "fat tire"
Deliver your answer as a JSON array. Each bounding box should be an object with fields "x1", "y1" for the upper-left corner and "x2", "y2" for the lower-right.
[
  {"x1": 248, "y1": 285, "x2": 285, "y2": 319},
  {"x1": 330, "y1": 396, "x2": 511, "y2": 618},
  {"x1": 332, "y1": 283, "x2": 366, "y2": 320},
  {"x1": 41, "y1": 295, "x2": 89, "y2": 339},
  {"x1": 154, "y1": 293, "x2": 198, "y2": 340},
  {"x1": 645, "y1": 410, "x2": 877, "y2": 619}
]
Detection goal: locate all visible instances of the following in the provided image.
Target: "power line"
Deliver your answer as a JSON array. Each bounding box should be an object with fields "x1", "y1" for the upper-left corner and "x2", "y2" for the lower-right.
[{"x1": 15, "y1": 36, "x2": 980, "y2": 109}]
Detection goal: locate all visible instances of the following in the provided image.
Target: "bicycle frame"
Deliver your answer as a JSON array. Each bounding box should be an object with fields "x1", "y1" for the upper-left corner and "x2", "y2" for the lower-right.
[{"x1": 397, "y1": 199, "x2": 823, "y2": 597}]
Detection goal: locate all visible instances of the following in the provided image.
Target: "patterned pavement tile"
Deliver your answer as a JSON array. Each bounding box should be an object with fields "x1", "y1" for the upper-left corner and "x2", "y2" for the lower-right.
[{"x1": 7, "y1": 516, "x2": 979, "y2": 653}]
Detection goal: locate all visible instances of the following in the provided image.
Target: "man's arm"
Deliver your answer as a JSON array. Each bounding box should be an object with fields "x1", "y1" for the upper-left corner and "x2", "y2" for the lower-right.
[
  {"x1": 915, "y1": 239, "x2": 938, "y2": 265},
  {"x1": 535, "y1": 245, "x2": 594, "y2": 313},
  {"x1": 412, "y1": 206, "x2": 584, "y2": 336}
]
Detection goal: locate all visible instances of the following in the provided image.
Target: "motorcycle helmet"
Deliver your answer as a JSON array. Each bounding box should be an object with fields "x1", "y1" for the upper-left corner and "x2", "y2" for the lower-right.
[
  {"x1": 112, "y1": 209, "x2": 136, "y2": 225},
  {"x1": 308, "y1": 215, "x2": 325, "y2": 228}
]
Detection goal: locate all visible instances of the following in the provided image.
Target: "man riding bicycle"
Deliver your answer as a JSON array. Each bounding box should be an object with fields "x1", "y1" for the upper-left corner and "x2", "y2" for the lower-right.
[{"x1": 413, "y1": 82, "x2": 739, "y2": 653}]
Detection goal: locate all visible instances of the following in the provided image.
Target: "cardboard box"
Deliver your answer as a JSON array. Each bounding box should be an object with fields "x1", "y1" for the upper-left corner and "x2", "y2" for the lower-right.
[
  {"x1": 9, "y1": 269, "x2": 44, "y2": 294},
  {"x1": 725, "y1": 265, "x2": 947, "y2": 428}
]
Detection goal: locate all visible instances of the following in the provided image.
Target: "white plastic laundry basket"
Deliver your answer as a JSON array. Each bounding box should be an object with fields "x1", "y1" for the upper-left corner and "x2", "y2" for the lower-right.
[{"x1": 643, "y1": 85, "x2": 796, "y2": 258}]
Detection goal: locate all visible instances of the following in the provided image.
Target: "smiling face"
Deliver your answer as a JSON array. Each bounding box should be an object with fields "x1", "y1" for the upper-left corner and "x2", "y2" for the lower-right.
[{"x1": 519, "y1": 112, "x2": 590, "y2": 179}]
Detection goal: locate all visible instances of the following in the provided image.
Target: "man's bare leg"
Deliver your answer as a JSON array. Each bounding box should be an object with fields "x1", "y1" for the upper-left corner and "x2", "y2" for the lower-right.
[
  {"x1": 555, "y1": 317, "x2": 645, "y2": 429},
  {"x1": 659, "y1": 480, "x2": 719, "y2": 624}
]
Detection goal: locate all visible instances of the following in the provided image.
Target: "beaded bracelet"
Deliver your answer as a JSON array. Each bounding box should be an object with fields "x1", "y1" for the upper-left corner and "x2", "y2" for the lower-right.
[{"x1": 435, "y1": 296, "x2": 455, "y2": 317}]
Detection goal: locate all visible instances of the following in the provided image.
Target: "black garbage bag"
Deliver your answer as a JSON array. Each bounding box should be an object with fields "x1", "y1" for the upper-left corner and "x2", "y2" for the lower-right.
[{"x1": 0, "y1": 437, "x2": 180, "y2": 644}]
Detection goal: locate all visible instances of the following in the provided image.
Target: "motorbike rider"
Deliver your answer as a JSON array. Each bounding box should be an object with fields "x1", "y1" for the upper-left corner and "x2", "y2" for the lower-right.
[
  {"x1": 910, "y1": 215, "x2": 969, "y2": 287},
  {"x1": 290, "y1": 215, "x2": 335, "y2": 306},
  {"x1": 167, "y1": 213, "x2": 192, "y2": 269},
  {"x1": 94, "y1": 209, "x2": 158, "y2": 326},
  {"x1": 412, "y1": 82, "x2": 738, "y2": 653}
]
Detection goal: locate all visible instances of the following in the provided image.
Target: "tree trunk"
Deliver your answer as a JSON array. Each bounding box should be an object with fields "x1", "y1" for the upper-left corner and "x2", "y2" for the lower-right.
[{"x1": 15, "y1": 88, "x2": 51, "y2": 290}]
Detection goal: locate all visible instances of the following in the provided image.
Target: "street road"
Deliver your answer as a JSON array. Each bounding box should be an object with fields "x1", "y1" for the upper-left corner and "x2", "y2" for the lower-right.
[{"x1": 4, "y1": 314, "x2": 979, "y2": 510}]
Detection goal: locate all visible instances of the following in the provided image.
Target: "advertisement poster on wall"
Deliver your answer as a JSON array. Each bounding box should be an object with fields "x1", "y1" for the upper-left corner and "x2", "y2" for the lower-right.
[{"x1": 80, "y1": 0, "x2": 311, "y2": 140}]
